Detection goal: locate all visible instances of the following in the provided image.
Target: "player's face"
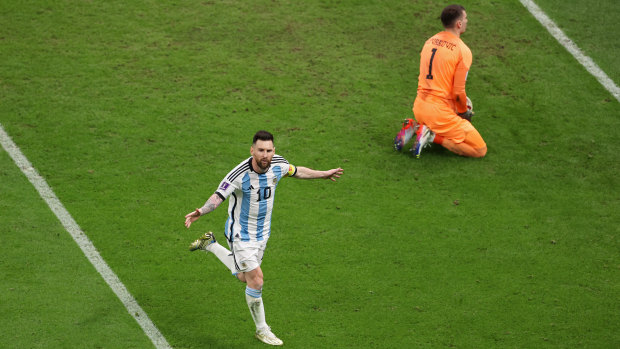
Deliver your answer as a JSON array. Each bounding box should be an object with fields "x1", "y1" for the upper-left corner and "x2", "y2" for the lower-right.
[{"x1": 251, "y1": 139, "x2": 275, "y2": 172}]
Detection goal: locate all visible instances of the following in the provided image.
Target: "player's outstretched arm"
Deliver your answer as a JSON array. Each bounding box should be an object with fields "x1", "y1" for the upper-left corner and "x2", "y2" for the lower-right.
[
  {"x1": 184, "y1": 193, "x2": 224, "y2": 228},
  {"x1": 293, "y1": 166, "x2": 344, "y2": 181}
]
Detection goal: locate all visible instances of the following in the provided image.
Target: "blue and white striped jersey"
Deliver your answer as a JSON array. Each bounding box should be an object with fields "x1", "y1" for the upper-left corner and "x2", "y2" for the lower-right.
[{"x1": 215, "y1": 155, "x2": 297, "y2": 242}]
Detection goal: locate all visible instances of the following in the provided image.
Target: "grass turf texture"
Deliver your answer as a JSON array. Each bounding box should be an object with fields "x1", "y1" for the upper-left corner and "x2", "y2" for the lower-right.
[
  {"x1": 533, "y1": 0, "x2": 620, "y2": 84},
  {"x1": 1, "y1": 0, "x2": 619, "y2": 348},
  {"x1": 0, "y1": 150, "x2": 154, "y2": 348}
]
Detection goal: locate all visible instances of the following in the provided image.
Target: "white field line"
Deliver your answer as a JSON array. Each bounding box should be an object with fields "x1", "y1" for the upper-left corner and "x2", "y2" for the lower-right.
[
  {"x1": 519, "y1": 0, "x2": 620, "y2": 103},
  {"x1": 0, "y1": 123, "x2": 172, "y2": 349}
]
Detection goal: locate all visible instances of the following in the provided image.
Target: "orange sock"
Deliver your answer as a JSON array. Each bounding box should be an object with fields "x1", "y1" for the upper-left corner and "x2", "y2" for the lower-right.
[{"x1": 433, "y1": 134, "x2": 444, "y2": 145}]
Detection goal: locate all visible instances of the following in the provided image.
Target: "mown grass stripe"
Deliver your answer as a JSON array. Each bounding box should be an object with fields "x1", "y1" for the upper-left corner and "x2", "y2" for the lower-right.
[{"x1": 0, "y1": 123, "x2": 171, "y2": 349}]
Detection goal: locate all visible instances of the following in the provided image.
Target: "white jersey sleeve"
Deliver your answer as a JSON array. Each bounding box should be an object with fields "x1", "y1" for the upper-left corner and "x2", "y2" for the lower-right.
[
  {"x1": 214, "y1": 157, "x2": 251, "y2": 200},
  {"x1": 271, "y1": 156, "x2": 297, "y2": 179}
]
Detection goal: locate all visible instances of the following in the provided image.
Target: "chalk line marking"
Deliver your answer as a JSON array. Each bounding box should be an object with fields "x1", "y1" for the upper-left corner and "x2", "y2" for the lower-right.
[
  {"x1": 519, "y1": 0, "x2": 620, "y2": 103},
  {"x1": 0, "y1": 123, "x2": 172, "y2": 349}
]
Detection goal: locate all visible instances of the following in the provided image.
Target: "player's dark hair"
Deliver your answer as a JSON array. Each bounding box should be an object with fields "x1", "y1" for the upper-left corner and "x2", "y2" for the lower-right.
[
  {"x1": 441, "y1": 4, "x2": 465, "y2": 28},
  {"x1": 253, "y1": 130, "x2": 274, "y2": 144}
]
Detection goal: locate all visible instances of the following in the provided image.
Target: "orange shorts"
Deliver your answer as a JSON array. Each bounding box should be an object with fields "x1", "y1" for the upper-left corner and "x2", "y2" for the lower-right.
[{"x1": 413, "y1": 94, "x2": 486, "y2": 149}]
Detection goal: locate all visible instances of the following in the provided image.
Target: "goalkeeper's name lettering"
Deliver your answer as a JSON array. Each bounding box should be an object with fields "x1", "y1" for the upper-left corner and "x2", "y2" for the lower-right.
[{"x1": 430, "y1": 38, "x2": 456, "y2": 51}]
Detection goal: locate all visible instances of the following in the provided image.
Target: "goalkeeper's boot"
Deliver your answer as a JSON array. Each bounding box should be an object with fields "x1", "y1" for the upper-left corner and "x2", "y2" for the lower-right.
[
  {"x1": 255, "y1": 327, "x2": 284, "y2": 346},
  {"x1": 412, "y1": 125, "x2": 435, "y2": 158},
  {"x1": 393, "y1": 118, "x2": 418, "y2": 151},
  {"x1": 189, "y1": 232, "x2": 217, "y2": 252}
]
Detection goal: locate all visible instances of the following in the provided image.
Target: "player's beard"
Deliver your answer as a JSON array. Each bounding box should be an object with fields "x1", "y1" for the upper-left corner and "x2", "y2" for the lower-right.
[{"x1": 257, "y1": 158, "x2": 271, "y2": 171}]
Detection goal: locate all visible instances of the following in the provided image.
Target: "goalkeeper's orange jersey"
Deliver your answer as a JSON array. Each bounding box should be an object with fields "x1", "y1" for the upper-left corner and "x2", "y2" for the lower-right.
[{"x1": 417, "y1": 31, "x2": 472, "y2": 114}]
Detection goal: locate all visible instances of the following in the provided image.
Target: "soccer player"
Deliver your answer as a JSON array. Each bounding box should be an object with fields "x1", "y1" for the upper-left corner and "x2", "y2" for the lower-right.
[
  {"x1": 184, "y1": 130, "x2": 344, "y2": 346},
  {"x1": 403, "y1": 4, "x2": 487, "y2": 158}
]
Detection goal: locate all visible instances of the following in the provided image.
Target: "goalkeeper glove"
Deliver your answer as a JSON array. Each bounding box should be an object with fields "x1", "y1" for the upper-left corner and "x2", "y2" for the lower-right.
[{"x1": 458, "y1": 110, "x2": 474, "y2": 122}]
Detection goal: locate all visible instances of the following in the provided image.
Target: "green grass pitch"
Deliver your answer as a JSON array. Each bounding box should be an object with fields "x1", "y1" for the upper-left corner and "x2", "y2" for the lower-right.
[{"x1": 1, "y1": 0, "x2": 619, "y2": 348}]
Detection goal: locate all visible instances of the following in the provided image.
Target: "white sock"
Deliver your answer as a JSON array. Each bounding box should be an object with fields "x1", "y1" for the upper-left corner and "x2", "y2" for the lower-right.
[
  {"x1": 206, "y1": 242, "x2": 237, "y2": 274},
  {"x1": 245, "y1": 286, "x2": 267, "y2": 330}
]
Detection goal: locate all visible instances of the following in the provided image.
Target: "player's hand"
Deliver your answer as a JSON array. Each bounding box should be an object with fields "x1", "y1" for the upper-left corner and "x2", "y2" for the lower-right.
[
  {"x1": 325, "y1": 168, "x2": 344, "y2": 181},
  {"x1": 184, "y1": 210, "x2": 200, "y2": 228},
  {"x1": 457, "y1": 110, "x2": 474, "y2": 122}
]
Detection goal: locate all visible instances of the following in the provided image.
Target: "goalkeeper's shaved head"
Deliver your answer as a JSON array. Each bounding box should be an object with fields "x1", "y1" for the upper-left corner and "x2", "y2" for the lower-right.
[{"x1": 441, "y1": 4, "x2": 466, "y2": 28}]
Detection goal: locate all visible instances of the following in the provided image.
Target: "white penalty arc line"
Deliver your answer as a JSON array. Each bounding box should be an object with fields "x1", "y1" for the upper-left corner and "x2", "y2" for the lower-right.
[
  {"x1": 519, "y1": 0, "x2": 620, "y2": 103},
  {"x1": 0, "y1": 124, "x2": 172, "y2": 349}
]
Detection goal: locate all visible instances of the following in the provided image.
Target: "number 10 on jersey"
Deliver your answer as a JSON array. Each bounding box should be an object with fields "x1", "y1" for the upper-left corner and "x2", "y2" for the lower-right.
[{"x1": 256, "y1": 187, "x2": 272, "y2": 202}]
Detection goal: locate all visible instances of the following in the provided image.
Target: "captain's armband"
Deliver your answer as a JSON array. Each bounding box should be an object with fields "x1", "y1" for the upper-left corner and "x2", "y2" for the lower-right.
[{"x1": 287, "y1": 164, "x2": 297, "y2": 177}]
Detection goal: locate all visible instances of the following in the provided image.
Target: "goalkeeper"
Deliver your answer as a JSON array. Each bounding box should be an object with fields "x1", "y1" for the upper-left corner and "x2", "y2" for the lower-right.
[{"x1": 407, "y1": 4, "x2": 487, "y2": 158}]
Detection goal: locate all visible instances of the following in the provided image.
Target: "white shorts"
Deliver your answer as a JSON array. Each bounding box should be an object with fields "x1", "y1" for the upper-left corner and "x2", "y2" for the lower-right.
[{"x1": 227, "y1": 239, "x2": 268, "y2": 273}]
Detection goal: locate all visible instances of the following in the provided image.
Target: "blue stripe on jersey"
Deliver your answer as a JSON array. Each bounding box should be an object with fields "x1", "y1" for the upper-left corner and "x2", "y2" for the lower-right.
[
  {"x1": 239, "y1": 172, "x2": 252, "y2": 242},
  {"x1": 262, "y1": 166, "x2": 284, "y2": 239},
  {"x1": 273, "y1": 164, "x2": 283, "y2": 180},
  {"x1": 255, "y1": 173, "x2": 269, "y2": 241}
]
